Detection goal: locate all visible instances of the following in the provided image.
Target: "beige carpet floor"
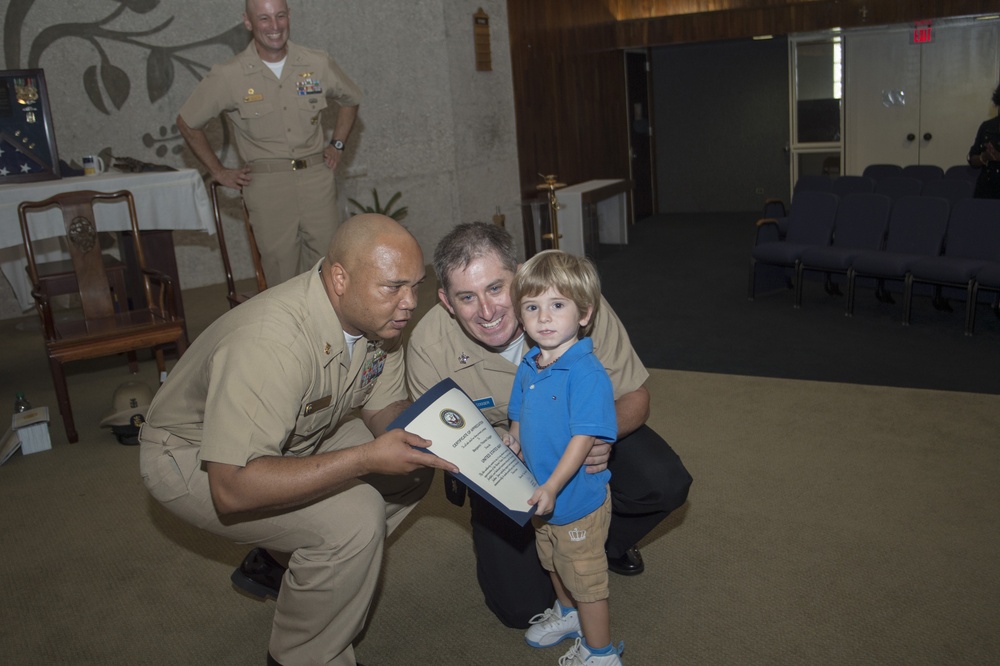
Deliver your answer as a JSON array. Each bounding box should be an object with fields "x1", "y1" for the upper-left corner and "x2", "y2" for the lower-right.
[{"x1": 1, "y1": 283, "x2": 998, "y2": 665}]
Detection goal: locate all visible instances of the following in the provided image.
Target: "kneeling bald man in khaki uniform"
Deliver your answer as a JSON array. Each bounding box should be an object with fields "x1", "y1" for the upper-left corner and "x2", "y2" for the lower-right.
[{"x1": 139, "y1": 215, "x2": 456, "y2": 666}]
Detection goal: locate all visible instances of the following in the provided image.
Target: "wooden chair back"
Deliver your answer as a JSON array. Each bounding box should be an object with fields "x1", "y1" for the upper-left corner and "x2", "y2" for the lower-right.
[
  {"x1": 209, "y1": 181, "x2": 267, "y2": 308},
  {"x1": 21, "y1": 190, "x2": 135, "y2": 320}
]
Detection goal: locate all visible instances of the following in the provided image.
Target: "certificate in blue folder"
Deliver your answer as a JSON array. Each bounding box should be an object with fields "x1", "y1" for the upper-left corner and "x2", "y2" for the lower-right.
[{"x1": 389, "y1": 378, "x2": 538, "y2": 526}]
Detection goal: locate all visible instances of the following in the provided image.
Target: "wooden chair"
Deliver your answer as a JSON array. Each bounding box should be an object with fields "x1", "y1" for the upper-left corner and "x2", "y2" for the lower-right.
[
  {"x1": 209, "y1": 181, "x2": 267, "y2": 308},
  {"x1": 18, "y1": 189, "x2": 188, "y2": 443}
]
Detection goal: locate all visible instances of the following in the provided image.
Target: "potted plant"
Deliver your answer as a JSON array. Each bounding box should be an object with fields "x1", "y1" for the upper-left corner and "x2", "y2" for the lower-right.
[{"x1": 347, "y1": 188, "x2": 407, "y2": 221}]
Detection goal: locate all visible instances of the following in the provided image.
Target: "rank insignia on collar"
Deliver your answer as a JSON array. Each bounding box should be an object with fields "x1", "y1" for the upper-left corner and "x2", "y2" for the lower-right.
[
  {"x1": 324, "y1": 342, "x2": 331, "y2": 355},
  {"x1": 459, "y1": 353, "x2": 469, "y2": 364}
]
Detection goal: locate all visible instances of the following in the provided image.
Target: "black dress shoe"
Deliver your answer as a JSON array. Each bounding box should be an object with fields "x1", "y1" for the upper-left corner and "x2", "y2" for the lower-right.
[
  {"x1": 607, "y1": 546, "x2": 644, "y2": 576},
  {"x1": 232, "y1": 547, "x2": 286, "y2": 600}
]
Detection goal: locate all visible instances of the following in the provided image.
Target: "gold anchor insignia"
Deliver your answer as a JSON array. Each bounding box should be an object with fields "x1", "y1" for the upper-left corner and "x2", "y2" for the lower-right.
[{"x1": 324, "y1": 342, "x2": 332, "y2": 355}]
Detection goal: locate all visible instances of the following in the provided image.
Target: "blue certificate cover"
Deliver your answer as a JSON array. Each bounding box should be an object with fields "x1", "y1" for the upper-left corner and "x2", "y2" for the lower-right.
[{"x1": 389, "y1": 378, "x2": 538, "y2": 526}]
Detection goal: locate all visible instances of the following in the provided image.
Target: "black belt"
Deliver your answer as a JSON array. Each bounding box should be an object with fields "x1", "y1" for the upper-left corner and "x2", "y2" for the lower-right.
[{"x1": 250, "y1": 154, "x2": 324, "y2": 173}]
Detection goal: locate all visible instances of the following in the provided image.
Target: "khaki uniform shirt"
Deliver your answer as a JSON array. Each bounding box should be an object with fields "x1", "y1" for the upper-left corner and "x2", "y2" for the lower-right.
[
  {"x1": 178, "y1": 41, "x2": 362, "y2": 162},
  {"x1": 144, "y1": 262, "x2": 405, "y2": 467},
  {"x1": 406, "y1": 297, "x2": 648, "y2": 431}
]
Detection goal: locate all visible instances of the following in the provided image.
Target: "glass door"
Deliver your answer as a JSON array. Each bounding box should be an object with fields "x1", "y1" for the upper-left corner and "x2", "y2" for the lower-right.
[{"x1": 789, "y1": 34, "x2": 843, "y2": 192}]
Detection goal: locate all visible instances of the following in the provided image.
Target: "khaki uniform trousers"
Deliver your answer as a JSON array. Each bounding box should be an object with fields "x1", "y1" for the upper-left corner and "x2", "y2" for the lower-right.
[
  {"x1": 139, "y1": 418, "x2": 433, "y2": 666},
  {"x1": 243, "y1": 159, "x2": 338, "y2": 286}
]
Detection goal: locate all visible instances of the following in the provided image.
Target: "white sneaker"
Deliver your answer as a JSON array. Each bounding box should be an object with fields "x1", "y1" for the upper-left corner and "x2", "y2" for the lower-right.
[
  {"x1": 524, "y1": 601, "x2": 582, "y2": 648},
  {"x1": 558, "y1": 637, "x2": 625, "y2": 666}
]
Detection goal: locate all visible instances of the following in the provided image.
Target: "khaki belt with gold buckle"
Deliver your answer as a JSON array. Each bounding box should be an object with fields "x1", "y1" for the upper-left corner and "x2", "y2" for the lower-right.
[{"x1": 250, "y1": 154, "x2": 324, "y2": 173}]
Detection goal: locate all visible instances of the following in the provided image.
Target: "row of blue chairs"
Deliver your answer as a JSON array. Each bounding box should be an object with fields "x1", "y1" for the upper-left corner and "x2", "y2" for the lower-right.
[
  {"x1": 748, "y1": 191, "x2": 1000, "y2": 335},
  {"x1": 862, "y1": 163, "x2": 978, "y2": 184},
  {"x1": 763, "y1": 172, "x2": 975, "y2": 231}
]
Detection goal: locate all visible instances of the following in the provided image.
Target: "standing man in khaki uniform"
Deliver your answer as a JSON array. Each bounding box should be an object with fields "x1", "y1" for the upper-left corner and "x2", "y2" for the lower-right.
[
  {"x1": 139, "y1": 215, "x2": 457, "y2": 666},
  {"x1": 405, "y1": 222, "x2": 693, "y2": 630},
  {"x1": 177, "y1": 0, "x2": 362, "y2": 285}
]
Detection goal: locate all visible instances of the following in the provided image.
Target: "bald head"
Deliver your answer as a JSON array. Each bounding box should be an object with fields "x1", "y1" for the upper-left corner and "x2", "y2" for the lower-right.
[
  {"x1": 327, "y1": 214, "x2": 417, "y2": 271},
  {"x1": 245, "y1": 0, "x2": 287, "y2": 13},
  {"x1": 324, "y1": 214, "x2": 425, "y2": 340},
  {"x1": 243, "y1": 0, "x2": 290, "y2": 61}
]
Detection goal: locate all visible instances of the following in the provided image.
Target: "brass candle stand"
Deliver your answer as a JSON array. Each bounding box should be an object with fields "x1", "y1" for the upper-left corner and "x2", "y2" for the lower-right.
[{"x1": 536, "y1": 173, "x2": 566, "y2": 250}]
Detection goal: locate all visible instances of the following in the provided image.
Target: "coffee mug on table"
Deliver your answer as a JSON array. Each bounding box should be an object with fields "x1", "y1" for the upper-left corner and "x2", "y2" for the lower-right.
[{"x1": 82, "y1": 155, "x2": 105, "y2": 176}]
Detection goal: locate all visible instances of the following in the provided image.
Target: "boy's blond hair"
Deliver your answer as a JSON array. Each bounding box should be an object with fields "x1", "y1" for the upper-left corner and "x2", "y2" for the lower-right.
[{"x1": 510, "y1": 250, "x2": 602, "y2": 337}]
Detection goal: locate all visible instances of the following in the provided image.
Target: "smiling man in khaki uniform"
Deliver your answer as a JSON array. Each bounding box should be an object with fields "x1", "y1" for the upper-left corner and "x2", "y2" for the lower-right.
[
  {"x1": 139, "y1": 215, "x2": 457, "y2": 666},
  {"x1": 177, "y1": 0, "x2": 362, "y2": 285}
]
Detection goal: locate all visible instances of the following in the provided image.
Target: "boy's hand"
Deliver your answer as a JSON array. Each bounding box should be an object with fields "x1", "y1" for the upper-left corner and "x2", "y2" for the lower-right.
[{"x1": 528, "y1": 484, "x2": 557, "y2": 516}]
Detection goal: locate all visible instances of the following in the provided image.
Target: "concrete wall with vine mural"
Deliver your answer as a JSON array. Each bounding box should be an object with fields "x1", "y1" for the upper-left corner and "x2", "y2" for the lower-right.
[{"x1": 0, "y1": 0, "x2": 522, "y2": 316}]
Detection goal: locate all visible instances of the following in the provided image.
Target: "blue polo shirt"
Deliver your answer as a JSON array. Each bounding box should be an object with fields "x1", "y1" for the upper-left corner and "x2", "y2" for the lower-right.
[{"x1": 508, "y1": 337, "x2": 617, "y2": 525}]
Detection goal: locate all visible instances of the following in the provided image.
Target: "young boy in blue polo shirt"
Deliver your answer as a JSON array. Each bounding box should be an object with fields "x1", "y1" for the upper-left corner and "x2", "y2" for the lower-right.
[{"x1": 506, "y1": 250, "x2": 624, "y2": 666}]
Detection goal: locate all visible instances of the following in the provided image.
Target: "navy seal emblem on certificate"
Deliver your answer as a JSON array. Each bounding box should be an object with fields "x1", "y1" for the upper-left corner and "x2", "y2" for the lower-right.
[{"x1": 440, "y1": 409, "x2": 465, "y2": 429}]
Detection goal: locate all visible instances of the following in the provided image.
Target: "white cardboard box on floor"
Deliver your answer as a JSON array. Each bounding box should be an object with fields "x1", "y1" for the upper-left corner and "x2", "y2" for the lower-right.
[{"x1": 12, "y1": 407, "x2": 52, "y2": 455}]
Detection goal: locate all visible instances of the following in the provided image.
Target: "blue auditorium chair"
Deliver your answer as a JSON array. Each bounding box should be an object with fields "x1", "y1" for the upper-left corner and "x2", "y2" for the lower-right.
[
  {"x1": 749, "y1": 190, "x2": 839, "y2": 300},
  {"x1": 874, "y1": 176, "x2": 923, "y2": 201},
  {"x1": 795, "y1": 192, "x2": 892, "y2": 308},
  {"x1": 846, "y1": 195, "x2": 951, "y2": 317},
  {"x1": 901, "y1": 164, "x2": 945, "y2": 185},
  {"x1": 921, "y1": 177, "x2": 974, "y2": 204},
  {"x1": 831, "y1": 175, "x2": 876, "y2": 198},
  {"x1": 903, "y1": 198, "x2": 1000, "y2": 335},
  {"x1": 944, "y1": 164, "x2": 979, "y2": 183},
  {"x1": 862, "y1": 163, "x2": 903, "y2": 182},
  {"x1": 762, "y1": 174, "x2": 833, "y2": 226}
]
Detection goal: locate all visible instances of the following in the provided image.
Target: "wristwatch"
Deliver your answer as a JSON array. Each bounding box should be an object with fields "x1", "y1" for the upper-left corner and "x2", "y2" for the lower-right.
[{"x1": 330, "y1": 139, "x2": 345, "y2": 151}]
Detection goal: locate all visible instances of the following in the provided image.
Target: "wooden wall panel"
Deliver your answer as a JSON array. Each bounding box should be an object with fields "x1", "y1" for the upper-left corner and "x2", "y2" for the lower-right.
[
  {"x1": 609, "y1": 0, "x2": 1000, "y2": 26},
  {"x1": 507, "y1": 0, "x2": 628, "y2": 201},
  {"x1": 614, "y1": 0, "x2": 1000, "y2": 46}
]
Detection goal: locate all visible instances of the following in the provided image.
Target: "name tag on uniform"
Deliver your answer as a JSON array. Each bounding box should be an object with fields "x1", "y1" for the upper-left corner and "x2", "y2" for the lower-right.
[
  {"x1": 304, "y1": 395, "x2": 332, "y2": 416},
  {"x1": 473, "y1": 396, "x2": 495, "y2": 410}
]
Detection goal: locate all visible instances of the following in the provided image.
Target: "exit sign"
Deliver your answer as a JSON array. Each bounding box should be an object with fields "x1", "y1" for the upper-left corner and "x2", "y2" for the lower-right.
[{"x1": 913, "y1": 21, "x2": 933, "y2": 43}]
